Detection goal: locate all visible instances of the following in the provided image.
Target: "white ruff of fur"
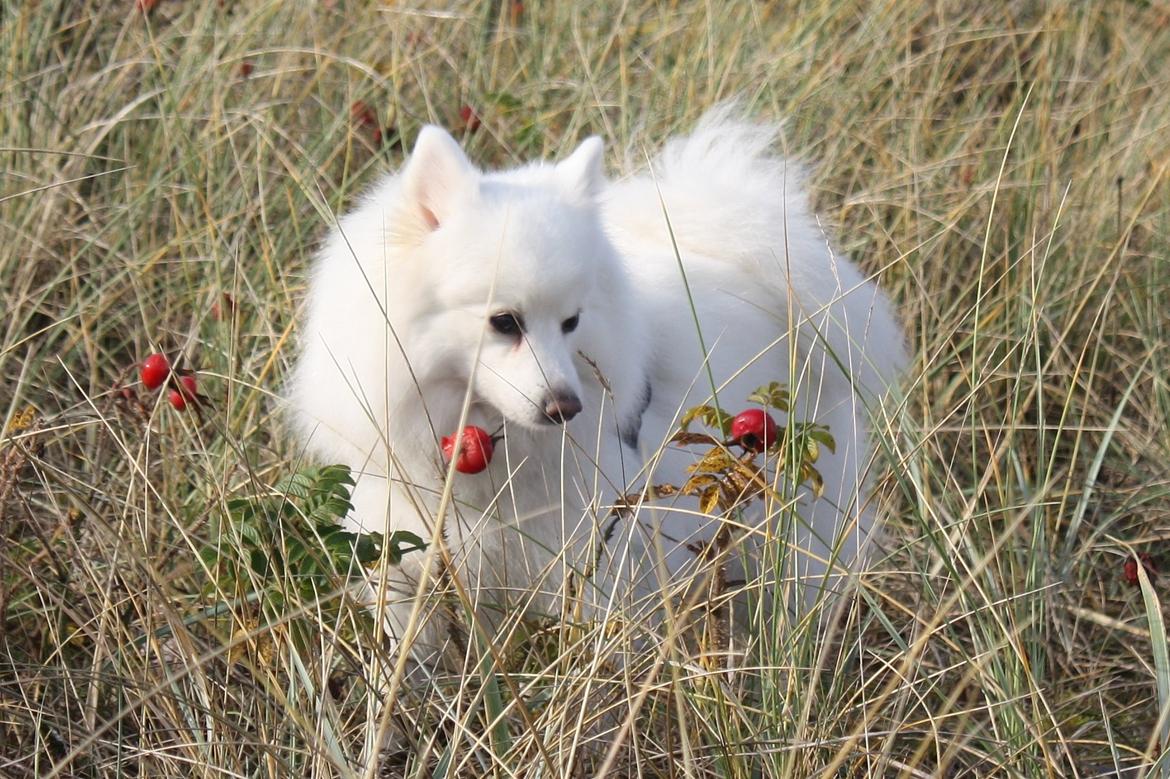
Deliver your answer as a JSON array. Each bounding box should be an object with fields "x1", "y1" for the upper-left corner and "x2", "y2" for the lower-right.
[{"x1": 286, "y1": 107, "x2": 907, "y2": 655}]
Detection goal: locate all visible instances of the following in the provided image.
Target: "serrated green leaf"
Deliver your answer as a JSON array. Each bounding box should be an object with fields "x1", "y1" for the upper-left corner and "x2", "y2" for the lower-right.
[
  {"x1": 276, "y1": 472, "x2": 314, "y2": 498},
  {"x1": 746, "y1": 382, "x2": 790, "y2": 411},
  {"x1": 310, "y1": 497, "x2": 353, "y2": 524},
  {"x1": 319, "y1": 464, "x2": 355, "y2": 486},
  {"x1": 237, "y1": 521, "x2": 262, "y2": 548}
]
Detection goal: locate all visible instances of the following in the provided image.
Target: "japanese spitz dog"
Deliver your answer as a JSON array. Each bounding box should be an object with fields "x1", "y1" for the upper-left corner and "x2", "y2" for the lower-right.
[{"x1": 287, "y1": 107, "x2": 905, "y2": 661}]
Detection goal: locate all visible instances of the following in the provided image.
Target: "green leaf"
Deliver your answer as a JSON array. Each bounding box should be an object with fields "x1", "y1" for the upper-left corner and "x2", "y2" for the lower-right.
[
  {"x1": 747, "y1": 382, "x2": 790, "y2": 411},
  {"x1": 1138, "y1": 561, "x2": 1170, "y2": 775},
  {"x1": 198, "y1": 545, "x2": 220, "y2": 571},
  {"x1": 387, "y1": 530, "x2": 426, "y2": 555},
  {"x1": 226, "y1": 497, "x2": 253, "y2": 515},
  {"x1": 353, "y1": 535, "x2": 382, "y2": 565},
  {"x1": 276, "y1": 471, "x2": 314, "y2": 498},
  {"x1": 318, "y1": 464, "x2": 355, "y2": 487},
  {"x1": 249, "y1": 549, "x2": 273, "y2": 577},
  {"x1": 309, "y1": 496, "x2": 353, "y2": 524},
  {"x1": 807, "y1": 425, "x2": 836, "y2": 454},
  {"x1": 237, "y1": 521, "x2": 263, "y2": 548}
]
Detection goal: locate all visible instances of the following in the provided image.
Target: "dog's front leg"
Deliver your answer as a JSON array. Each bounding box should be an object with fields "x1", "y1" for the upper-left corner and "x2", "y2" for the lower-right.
[{"x1": 346, "y1": 475, "x2": 459, "y2": 761}]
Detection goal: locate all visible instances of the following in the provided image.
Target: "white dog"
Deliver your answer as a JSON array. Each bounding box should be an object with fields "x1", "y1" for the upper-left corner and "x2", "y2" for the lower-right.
[{"x1": 287, "y1": 107, "x2": 905, "y2": 661}]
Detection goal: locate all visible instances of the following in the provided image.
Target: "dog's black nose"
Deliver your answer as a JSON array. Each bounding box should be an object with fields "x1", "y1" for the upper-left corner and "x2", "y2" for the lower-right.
[{"x1": 543, "y1": 392, "x2": 582, "y2": 424}]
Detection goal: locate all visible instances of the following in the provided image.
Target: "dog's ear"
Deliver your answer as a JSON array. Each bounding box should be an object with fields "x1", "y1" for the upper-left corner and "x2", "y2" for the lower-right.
[
  {"x1": 556, "y1": 136, "x2": 605, "y2": 202},
  {"x1": 399, "y1": 126, "x2": 477, "y2": 235}
]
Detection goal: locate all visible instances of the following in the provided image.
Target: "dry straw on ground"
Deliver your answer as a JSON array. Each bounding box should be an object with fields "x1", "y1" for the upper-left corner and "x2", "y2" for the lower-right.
[{"x1": 2, "y1": 1, "x2": 1169, "y2": 776}]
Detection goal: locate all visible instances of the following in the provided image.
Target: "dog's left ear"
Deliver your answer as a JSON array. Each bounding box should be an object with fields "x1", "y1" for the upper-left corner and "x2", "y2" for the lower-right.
[{"x1": 556, "y1": 136, "x2": 605, "y2": 203}]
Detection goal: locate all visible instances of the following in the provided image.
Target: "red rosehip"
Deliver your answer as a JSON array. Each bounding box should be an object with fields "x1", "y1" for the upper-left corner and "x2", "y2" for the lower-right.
[
  {"x1": 168, "y1": 374, "x2": 198, "y2": 411},
  {"x1": 730, "y1": 408, "x2": 777, "y2": 452},
  {"x1": 459, "y1": 104, "x2": 481, "y2": 132},
  {"x1": 351, "y1": 101, "x2": 379, "y2": 131},
  {"x1": 238, "y1": 61, "x2": 254, "y2": 78},
  {"x1": 441, "y1": 425, "x2": 494, "y2": 474},
  {"x1": 1123, "y1": 552, "x2": 1156, "y2": 587},
  {"x1": 211, "y1": 292, "x2": 237, "y2": 321},
  {"x1": 136, "y1": 0, "x2": 160, "y2": 12},
  {"x1": 140, "y1": 353, "x2": 171, "y2": 390},
  {"x1": 350, "y1": 101, "x2": 383, "y2": 145}
]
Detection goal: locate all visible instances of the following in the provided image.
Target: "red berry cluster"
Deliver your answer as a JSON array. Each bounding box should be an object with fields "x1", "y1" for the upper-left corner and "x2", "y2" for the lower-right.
[{"x1": 139, "y1": 353, "x2": 201, "y2": 411}]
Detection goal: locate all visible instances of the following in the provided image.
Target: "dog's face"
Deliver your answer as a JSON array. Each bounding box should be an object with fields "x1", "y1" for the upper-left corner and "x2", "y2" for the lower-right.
[{"x1": 392, "y1": 126, "x2": 615, "y2": 431}]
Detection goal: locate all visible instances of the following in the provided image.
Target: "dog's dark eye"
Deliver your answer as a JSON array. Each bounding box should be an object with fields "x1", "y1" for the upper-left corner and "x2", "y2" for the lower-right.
[
  {"x1": 490, "y1": 312, "x2": 524, "y2": 336},
  {"x1": 561, "y1": 314, "x2": 580, "y2": 334}
]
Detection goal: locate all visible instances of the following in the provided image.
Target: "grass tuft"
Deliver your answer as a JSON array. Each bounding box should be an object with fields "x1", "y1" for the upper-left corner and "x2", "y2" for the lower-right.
[{"x1": 2, "y1": 0, "x2": 1169, "y2": 776}]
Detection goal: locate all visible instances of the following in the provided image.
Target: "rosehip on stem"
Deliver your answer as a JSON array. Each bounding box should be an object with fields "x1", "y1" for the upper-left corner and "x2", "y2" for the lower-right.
[
  {"x1": 168, "y1": 374, "x2": 198, "y2": 412},
  {"x1": 730, "y1": 408, "x2": 777, "y2": 452},
  {"x1": 459, "y1": 104, "x2": 481, "y2": 132},
  {"x1": 441, "y1": 425, "x2": 494, "y2": 474},
  {"x1": 140, "y1": 353, "x2": 171, "y2": 390},
  {"x1": 1123, "y1": 552, "x2": 1156, "y2": 587}
]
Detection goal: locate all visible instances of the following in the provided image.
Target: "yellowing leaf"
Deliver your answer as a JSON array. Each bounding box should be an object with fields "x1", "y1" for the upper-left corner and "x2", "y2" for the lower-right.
[
  {"x1": 699, "y1": 486, "x2": 721, "y2": 515},
  {"x1": 805, "y1": 466, "x2": 825, "y2": 498},
  {"x1": 4, "y1": 406, "x2": 36, "y2": 434},
  {"x1": 670, "y1": 431, "x2": 721, "y2": 447},
  {"x1": 679, "y1": 404, "x2": 722, "y2": 432},
  {"x1": 687, "y1": 448, "x2": 739, "y2": 475},
  {"x1": 682, "y1": 473, "x2": 720, "y2": 496},
  {"x1": 723, "y1": 469, "x2": 761, "y2": 504},
  {"x1": 804, "y1": 435, "x2": 820, "y2": 464}
]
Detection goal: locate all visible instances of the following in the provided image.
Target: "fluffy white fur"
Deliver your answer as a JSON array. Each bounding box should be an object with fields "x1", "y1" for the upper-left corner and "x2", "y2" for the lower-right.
[{"x1": 287, "y1": 107, "x2": 906, "y2": 659}]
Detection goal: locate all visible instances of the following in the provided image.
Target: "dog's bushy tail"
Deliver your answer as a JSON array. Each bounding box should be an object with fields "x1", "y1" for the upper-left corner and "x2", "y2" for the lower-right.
[
  {"x1": 647, "y1": 103, "x2": 810, "y2": 265},
  {"x1": 614, "y1": 104, "x2": 907, "y2": 400}
]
